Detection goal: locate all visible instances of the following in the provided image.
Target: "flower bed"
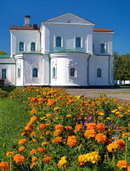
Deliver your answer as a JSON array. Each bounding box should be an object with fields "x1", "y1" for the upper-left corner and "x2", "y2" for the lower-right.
[{"x1": 0, "y1": 86, "x2": 130, "y2": 170}]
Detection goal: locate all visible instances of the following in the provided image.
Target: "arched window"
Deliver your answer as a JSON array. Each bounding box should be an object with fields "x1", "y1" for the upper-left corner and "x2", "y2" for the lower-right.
[
  {"x1": 100, "y1": 43, "x2": 105, "y2": 53},
  {"x1": 19, "y1": 42, "x2": 24, "y2": 51},
  {"x1": 97, "y1": 68, "x2": 102, "y2": 77},
  {"x1": 31, "y1": 42, "x2": 35, "y2": 51},
  {"x1": 32, "y1": 68, "x2": 38, "y2": 77},
  {"x1": 56, "y1": 37, "x2": 61, "y2": 47},
  {"x1": 76, "y1": 37, "x2": 81, "y2": 47}
]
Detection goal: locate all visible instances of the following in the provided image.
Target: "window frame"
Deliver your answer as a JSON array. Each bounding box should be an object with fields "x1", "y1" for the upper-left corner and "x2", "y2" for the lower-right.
[
  {"x1": 2, "y1": 69, "x2": 6, "y2": 79},
  {"x1": 31, "y1": 42, "x2": 36, "y2": 51},
  {"x1": 100, "y1": 43, "x2": 105, "y2": 53},
  {"x1": 75, "y1": 37, "x2": 81, "y2": 48},
  {"x1": 69, "y1": 68, "x2": 76, "y2": 77},
  {"x1": 56, "y1": 36, "x2": 62, "y2": 47},
  {"x1": 97, "y1": 68, "x2": 102, "y2": 78},
  {"x1": 32, "y1": 68, "x2": 38, "y2": 78},
  {"x1": 52, "y1": 67, "x2": 57, "y2": 78},
  {"x1": 19, "y1": 42, "x2": 24, "y2": 51}
]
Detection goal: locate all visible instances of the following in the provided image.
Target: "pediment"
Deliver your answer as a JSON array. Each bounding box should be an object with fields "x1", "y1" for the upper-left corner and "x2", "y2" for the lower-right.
[{"x1": 43, "y1": 13, "x2": 95, "y2": 25}]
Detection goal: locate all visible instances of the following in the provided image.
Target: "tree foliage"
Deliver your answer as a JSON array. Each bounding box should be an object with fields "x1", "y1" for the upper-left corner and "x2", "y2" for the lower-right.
[
  {"x1": 113, "y1": 52, "x2": 130, "y2": 80},
  {"x1": 0, "y1": 51, "x2": 7, "y2": 55}
]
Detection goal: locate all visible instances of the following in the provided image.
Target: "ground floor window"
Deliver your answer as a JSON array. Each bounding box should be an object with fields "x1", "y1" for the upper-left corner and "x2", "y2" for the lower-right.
[
  {"x1": 32, "y1": 68, "x2": 38, "y2": 77},
  {"x1": 69, "y1": 68, "x2": 76, "y2": 77},
  {"x1": 97, "y1": 68, "x2": 102, "y2": 77},
  {"x1": 52, "y1": 67, "x2": 57, "y2": 78},
  {"x1": 2, "y1": 69, "x2": 6, "y2": 79},
  {"x1": 18, "y1": 68, "x2": 21, "y2": 78}
]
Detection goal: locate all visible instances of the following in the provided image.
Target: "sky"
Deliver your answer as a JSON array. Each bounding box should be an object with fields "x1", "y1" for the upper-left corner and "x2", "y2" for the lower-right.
[{"x1": 0, "y1": 0, "x2": 130, "y2": 55}]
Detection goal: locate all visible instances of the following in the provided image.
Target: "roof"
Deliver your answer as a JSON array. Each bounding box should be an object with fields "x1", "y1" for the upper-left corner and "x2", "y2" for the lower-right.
[
  {"x1": 51, "y1": 49, "x2": 86, "y2": 54},
  {"x1": 0, "y1": 54, "x2": 10, "y2": 58},
  {"x1": 93, "y1": 28, "x2": 114, "y2": 32},
  {"x1": 10, "y1": 26, "x2": 39, "y2": 30}
]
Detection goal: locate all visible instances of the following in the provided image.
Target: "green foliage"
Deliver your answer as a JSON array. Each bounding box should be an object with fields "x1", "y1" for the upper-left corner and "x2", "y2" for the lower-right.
[
  {"x1": 0, "y1": 50, "x2": 7, "y2": 54},
  {"x1": 113, "y1": 52, "x2": 130, "y2": 80}
]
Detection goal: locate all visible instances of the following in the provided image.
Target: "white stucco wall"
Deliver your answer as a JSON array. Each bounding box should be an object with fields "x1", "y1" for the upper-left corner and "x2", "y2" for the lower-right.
[
  {"x1": 41, "y1": 24, "x2": 93, "y2": 54},
  {"x1": 10, "y1": 30, "x2": 41, "y2": 57},
  {"x1": 93, "y1": 32, "x2": 113, "y2": 55},
  {"x1": 50, "y1": 53, "x2": 89, "y2": 86}
]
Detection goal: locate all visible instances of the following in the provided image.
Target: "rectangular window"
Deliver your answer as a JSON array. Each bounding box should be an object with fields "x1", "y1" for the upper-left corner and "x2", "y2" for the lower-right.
[
  {"x1": 2, "y1": 69, "x2": 6, "y2": 79},
  {"x1": 70, "y1": 68, "x2": 75, "y2": 77},
  {"x1": 18, "y1": 68, "x2": 21, "y2": 78},
  {"x1": 52, "y1": 67, "x2": 56, "y2": 78}
]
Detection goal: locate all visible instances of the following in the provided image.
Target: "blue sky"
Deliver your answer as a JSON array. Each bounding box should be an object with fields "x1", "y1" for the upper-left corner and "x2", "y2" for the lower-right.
[{"x1": 0, "y1": 0, "x2": 130, "y2": 55}]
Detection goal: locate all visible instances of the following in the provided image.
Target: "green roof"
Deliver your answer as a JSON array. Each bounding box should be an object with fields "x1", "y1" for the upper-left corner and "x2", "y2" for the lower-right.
[
  {"x1": 0, "y1": 54, "x2": 10, "y2": 58},
  {"x1": 15, "y1": 52, "x2": 43, "y2": 55},
  {"x1": 51, "y1": 49, "x2": 86, "y2": 53}
]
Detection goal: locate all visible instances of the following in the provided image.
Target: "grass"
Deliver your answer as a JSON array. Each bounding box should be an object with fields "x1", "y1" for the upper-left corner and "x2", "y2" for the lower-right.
[{"x1": 0, "y1": 97, "x2": 29, "y2": 160}]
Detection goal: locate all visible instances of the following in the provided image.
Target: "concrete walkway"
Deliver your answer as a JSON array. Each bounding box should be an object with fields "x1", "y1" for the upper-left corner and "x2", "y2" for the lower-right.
[{"x1": 67, "y1": 86, "x2": 130, "y2": 102}]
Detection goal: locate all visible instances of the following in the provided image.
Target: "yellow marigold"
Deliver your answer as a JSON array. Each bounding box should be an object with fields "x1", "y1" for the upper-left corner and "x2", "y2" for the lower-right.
[
  {"x1": 6, "y1": 151, "x2": 14, "y2": 157},
  {"x1": 54, "y1": 107, "x2": 61, "y2": 111},
  {"x1": 43, "y1": 156, "x2": 52, "y2": 163},
  {"x1": 55, "y1": 124, "x2": 63, "y2": 130},
  {"x1": 107, "y1": 143, "x2": 119, "y2": 152},
  {"x1": 18, "y1": 139, "x2": 28, "y2": 145},
  {"x1": 84, "y1": 129, "x2": 96, "y2": 139},
  {"x1": 32, "y1": 139, "x2": 37, "y2": 143},
  {"x1": 30, "y1": 149, "x2": 37, "y2": 155},
  {"x1": 32, "y1": 157, "x2": 38, "y2": 162},
  {"x1": 0, "y1": 162, "x2": 9, "y2": 170},
  {"x1": 86, "y1": 123, "x2": 96, "y2": 130},
  {"x1": 41, "y1": 142, "x2": 48, "y2": 146},
  {"x1": 95, "y1": 133, "x2": 107, "y2": 144},
  {"x1": 67, "y1": 135, "x2": 78, "y2": 147},
  {"x1": 96, "y1": 123, "x2": 106, "y2": 132},
  {"x1": 47, "y1": 99, "x2": 56, "y2": 106},
  {"x1": 13, "y1": 154, "x2": 25, "y2": 164},
  {"x1": 116, "y1": 160, "x2": 128, "y2": 169},
  {"x1": 37, "y1": 147, "x2": 46, "y2": 153},
  {"x1": 46, "y1": 113, "x2": 52, "y2": 117},
  {"x1": 54, "y1": 129, "x2": 62, "y2": 136},
  {"x1": 52, "y1": 137, "x2": 63, "y2": 144},
  {"x1": 98, "y1": 112, "x2": 104, "y2": 116},
  {"x1": 18, "y1": 146, "x2": 26, "y2": 152},
  {"x1": 46, "y1": 131, "x2": 51, "y2": 135},
  {"x1": 74, "y1": 124, "x2": 83, "y2": 133},
  {"x1": 57, "y1": 156, "x2": 67, "y2": 168}
]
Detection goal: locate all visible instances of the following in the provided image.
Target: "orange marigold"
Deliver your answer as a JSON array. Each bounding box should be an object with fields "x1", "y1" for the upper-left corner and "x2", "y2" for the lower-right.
[
  {"x1": 0, "y1": 162, "x2": 9, "y2": 170},
  {"x1": 54, "y1": 129, "x2": 62, "y2": 136},
  {"x1": 47, "y1": 99, "x2": 56, "y2": 106},
  {"x1": 116, "y1": 139, "x2": 125, "y2": 147},
  {"x1": 74, "y1": 124, "x2": 83, "y2": 133},
  {"x1": 95, "y1": 133, "x2": 107, "y2": 144},
  {"x1": 127, "y1": 166, "x2": 130, "y2": 171},
  {"x1": 30, "y1": 97, "x2": 37, "y2": 102},
  {"x1": 96, "y1": 123, "x2": 106, "y2": 132},
  {"x1": 30, "y1": 162, "x2": 37, "y2": 169},
  {"x1": 67, "y1": 135, "x2": 78, "y2": 147},
  {"x1": 30, "y1": 108, "x2": 37, "y2": 114},
  {"x1": 13, "y1": 154, "x2": 25, "y2": 164},
  {"x1": 32, "y1": 157, "x2": 38, "y2": 162},
  {"x1": 30, "y1": 116, "x2": 38, "y2": 123},
  {"x1": 37, "y1": 147, "x2": 46, "y2": 153},
  {"x1": 24, "y1": 123, "x2": 33, "y2": 131},
  {"x1": 39, "y1": 124, "x2": 48, "y2": 130},
  {"x1": 117, "y1": 160, "x2": 128, "y2": 169},
  {"x1": 18, "y1": 139, "x2": 28, "y2": 145},
  {"x1": 6, "y1": 151, "x2": 14, "y2": 157},
  {"x1": 43, "y1": 156, "x2": 52, "y2": 163},
  {"x1": 30, "y1": 131, "x2": 36, "y2": 137},
  {"x1": 55, "y1": 124, "x2": 63, "y2": 130},
  {"x1": 84, "y1": 129, "x2": 96, "y2": 139},
  {"x1": 65, "y1": 126, "x2": 73, "y2": 130},
  {"x1": 21, "y1": 131, "x2": 27, "y2": 136},
  {"x1": 52, "y1": 137, "x2": 63, "y2": 144},
  {"x1": 18, "y1": 146, "x2": 26, "y2": 152},
  {"x1": 30, "y1": 149, "x2": 37, "y2": 155},
  {"x1": 86, "y1": 123, "x2": 96, "y2": 130}
]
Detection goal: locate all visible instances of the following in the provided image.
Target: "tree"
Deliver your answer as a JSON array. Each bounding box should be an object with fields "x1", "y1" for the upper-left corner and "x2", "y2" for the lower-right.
[
  {"x1": 113, "y1": 52, "x2": 130, "y2": 81},
  {"x1": 0, "y1": 51, "x2": 7, "y2": 55}
]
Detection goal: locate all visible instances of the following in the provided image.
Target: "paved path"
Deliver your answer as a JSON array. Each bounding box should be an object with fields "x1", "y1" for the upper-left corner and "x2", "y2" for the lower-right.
[{"x1": 67, "y1": 86, "x2": 130, "y2": 102}]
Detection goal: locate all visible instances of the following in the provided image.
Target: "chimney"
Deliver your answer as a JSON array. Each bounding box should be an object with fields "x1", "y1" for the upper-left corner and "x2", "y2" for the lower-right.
[{"x1": 24, "y1": 15, "x2": 31, "y2": 26}]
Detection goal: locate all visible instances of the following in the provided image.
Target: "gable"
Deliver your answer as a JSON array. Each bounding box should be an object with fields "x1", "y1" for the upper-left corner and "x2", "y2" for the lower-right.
[{"x1": 43, "y1": 13, "x2": 95, "y2": 25}]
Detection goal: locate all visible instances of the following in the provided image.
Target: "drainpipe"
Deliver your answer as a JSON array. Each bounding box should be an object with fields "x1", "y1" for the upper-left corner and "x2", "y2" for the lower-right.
[
  {"x1": 48, "y1": 54, "x2": 51, "y2": 85},
  {"x1": 87, "y1": 54, "x2": 91, "y2": 86}
]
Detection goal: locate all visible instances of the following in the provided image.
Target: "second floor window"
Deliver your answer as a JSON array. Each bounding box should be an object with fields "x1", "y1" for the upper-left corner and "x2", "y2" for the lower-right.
[
  {"x1": 2, "y1": 69, "x2": 6, "y2": 79},
  {"x1": 32, "y1": 68, "x2": 38, "y2": 77},
  {"x1": 100, "y1": 43, "x2": 105, "y2": 53},
  {"x1": 70, "y1": 68, "x2": 76, "y2": 77},
  {"x1": 31, "y1": 42, "x2": 35, "y2": 51},
  {"x1": 97, "y1": 68, "x2": 102, "y2": 77},
  {"x1": 56, "y1": 36, "x2": 61, "y2": 47},
  {"x1": 19, "y1": 42, "x2": 24, "y2": 51},
  {"x1": 76, "y1": 37, "x2": 81, "y2": 47}
]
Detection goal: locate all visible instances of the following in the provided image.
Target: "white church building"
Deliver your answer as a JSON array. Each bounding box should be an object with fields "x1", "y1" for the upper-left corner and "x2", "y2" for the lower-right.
[{"x1": 0, "y1": 13, "x2": 114, "y2": 87}]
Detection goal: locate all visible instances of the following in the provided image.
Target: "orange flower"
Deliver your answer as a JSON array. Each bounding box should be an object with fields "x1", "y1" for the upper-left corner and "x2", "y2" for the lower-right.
[
  {"x1": 13, "y1": 154, "x2": 25, "y2": 164},
  {"x1": 86, "y1": 123, "x2": 96, "y2": 130},
  {"x1": 30, "y1": 162, "x2": 37, "y2": 169},
  {"x1": 67, "y1": 135, "x2": 78, "y2": 147},
  {"x1": 117, "y1": 160, "x2": 128, "y2": 169},
  {"x1": 6, "y1": 151, "x2": 14, "y2": 157},
  {"x1": 0, "y1": 162, "x2": 9, "y2": 170},
  {"x1": 127, "y1": 166, "x2": 130, "y2": 171},
  {"x1": 30, "y1": 97, "x2": 37, "y2": 102},
  {"x1": 58, "y1": 96, "x2": 63, "y2": 100},
  {"x1": 52, "y1": 137, "x2": 63, "y2": 144},
  {"x1": 55, "y1": 124, "x2": 63, "y2": 130},
  {"x1": 37, "y1": 98, "x2": 46, "y2": 104},
  {"x1": 39, "y1": 124, "x2": 48, "y2": 130},
  {"x1": 19, "y1": 146, "x2": 26, "y2": 152},
  {"x1": 84, "y1": 129, "x2": 96, "y2": 139},
  {"x1": 43, "y1": 156, "x2": 52, "y2": 163},
  {"x1": 47, "y1": 99, "x2": 56, "y2": 106},
  {"x1": 37, "y1": 147, "x2": 46, "y2": 153},
  {"x1": 107, "y1": 143, "x2": 119, "y2": 152},
  {"x1": 30, "y1": 116, "x2": 38, "y2": 123},
  {"x1": 30, "y1": 131, "x2": 36, "y2": 137},
  {"x1": 30, "y1": 108, "x2": 37, "y2": 114},
  {"x1": 30, "y1": 149, "x2": 37, "y2": 155},
  {"x1": 116, "y1": 139, "x2": 125, "y2": 147},
  {"x1": 54, "y1": 107, "x2": 61, "y2": 111},
  {"x1": 95, "y1": 133, "x2": 107, "y2": 144},
  {"x1": 18, "y1": 139, "x2": 28, "y2": 145},
  {"x1": 21, "y1": 131, "x2": 27, "y2": 136},
  {"x1": 74, "y1": 124, "x2": 83, "y2": 133},
  {"x1": 32, "y1": 157, "x2": 38, "y2": 162},
  {"x1": 65, "y1": 126, "x2": 73, "y2": 130},
  {"x1": 32, "y1": 139, "x2": 37, "y2": 143},
  {"x1": 96, "y1": 123, "x2": 106, "y2": 132},
  {"x1": 24, "y1": 123, "x2": 33, "y2": 131},
  {"x1": 54, "y1": 129, "x2": 62, "y2": 136}
]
